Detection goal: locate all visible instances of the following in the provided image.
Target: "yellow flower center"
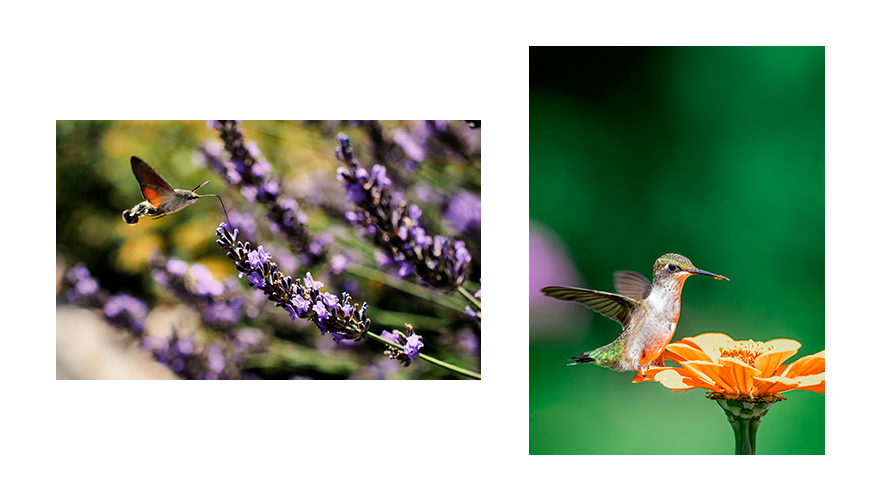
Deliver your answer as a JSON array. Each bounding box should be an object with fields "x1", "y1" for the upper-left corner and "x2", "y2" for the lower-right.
[{"x1": 717, "y1": 340, "x2": 775, "y2": 368}]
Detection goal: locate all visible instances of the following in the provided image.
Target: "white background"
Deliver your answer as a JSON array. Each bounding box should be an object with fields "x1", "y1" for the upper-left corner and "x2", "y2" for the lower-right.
[{"x1": 5, "y1": 0, "x2": 873, "y2": 497}]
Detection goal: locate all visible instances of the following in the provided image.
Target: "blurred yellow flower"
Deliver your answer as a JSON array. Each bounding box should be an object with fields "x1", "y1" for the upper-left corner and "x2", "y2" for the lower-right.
[{"x1": 632, "y1": 333, "x2": 824, "y2": 399}]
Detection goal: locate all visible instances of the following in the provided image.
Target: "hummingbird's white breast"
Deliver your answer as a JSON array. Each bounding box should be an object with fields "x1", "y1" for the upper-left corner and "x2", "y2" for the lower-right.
[{"x1": 622, "y1": 282, "x2": 684, "y2": 369}]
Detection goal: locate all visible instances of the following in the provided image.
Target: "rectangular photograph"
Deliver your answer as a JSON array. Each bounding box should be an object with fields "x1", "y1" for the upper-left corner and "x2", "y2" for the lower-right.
[
  {"x1": 56, "y1": 120, "x2": 481, "y2": 380},
  {"x1": 529, "y1": 47, "x2": 824, "y2": 454}
]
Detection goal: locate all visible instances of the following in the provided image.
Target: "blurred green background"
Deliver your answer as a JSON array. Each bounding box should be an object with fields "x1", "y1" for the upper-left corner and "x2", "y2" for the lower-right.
[{"x1": 529, "y1": 47, "x2": 824, "y2": 454}]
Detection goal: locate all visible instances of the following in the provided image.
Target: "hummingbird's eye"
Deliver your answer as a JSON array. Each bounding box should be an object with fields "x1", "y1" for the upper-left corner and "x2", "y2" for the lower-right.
[{"x1": 667, "y1": 263, "x2": 677, "y2": 272}]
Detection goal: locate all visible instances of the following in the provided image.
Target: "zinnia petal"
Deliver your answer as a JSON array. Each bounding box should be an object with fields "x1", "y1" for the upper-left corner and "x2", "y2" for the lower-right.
[
  {"x1": 781, "y1": 350, "x2": 825, "y2": 378},
  {"x1": 788, "y1": 373, "x2": 825, "y2": 394},
  {"x1": 665, "y1": 342, "x2": 712, "y2": 363},
  {"x1": 752, "y1": 375, "x2": 800, "y2": 396},
  {"x1": 719, "y1": 358, "x2": 761, "y2": 396},
  {"x1": 680, "y1": 333, "x2": 736, "y2": 361},
  {"x1": 632, "y1": 367, "x2": 715, "y2": 392},
  {"x1": 753, "y1": 339, "x2": 801, "y2": 378},
  {"x1": 677, "y1": 360, "x2": 723, "y2": 389}
]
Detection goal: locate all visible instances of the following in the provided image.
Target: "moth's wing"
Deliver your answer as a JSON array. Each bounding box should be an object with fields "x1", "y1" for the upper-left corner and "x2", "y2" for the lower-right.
[
  {"x1": 613, "y1": 271, "x2": 652, "y2": 300},
  {"x1": 541, "y1": 286, "x2": 640, "y2": 328},
  {"x1": 131, "y1": 156, "x2": 174, "y2": 207}
]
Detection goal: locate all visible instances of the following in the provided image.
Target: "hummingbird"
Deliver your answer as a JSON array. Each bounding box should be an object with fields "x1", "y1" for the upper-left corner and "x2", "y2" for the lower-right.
[{"x1": 541, "y1": 253, "x2": 728, "y2": 373}]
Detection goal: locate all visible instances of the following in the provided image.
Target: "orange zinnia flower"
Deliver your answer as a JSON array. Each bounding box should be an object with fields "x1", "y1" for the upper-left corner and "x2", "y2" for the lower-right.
[{"x1": 632, "y1": 333, "x2": 824, "y2": 399}]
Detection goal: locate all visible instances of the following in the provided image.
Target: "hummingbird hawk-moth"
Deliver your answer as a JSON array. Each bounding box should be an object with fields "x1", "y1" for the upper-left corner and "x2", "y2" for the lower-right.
[{"x1": 123, "y1": 156, "x2": 229, "y2": 226}]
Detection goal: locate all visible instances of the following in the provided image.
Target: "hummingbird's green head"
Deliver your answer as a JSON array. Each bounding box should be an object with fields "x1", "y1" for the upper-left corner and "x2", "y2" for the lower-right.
[{"x1": 652, "y1": 253, "x2": 729, "y2": 285}]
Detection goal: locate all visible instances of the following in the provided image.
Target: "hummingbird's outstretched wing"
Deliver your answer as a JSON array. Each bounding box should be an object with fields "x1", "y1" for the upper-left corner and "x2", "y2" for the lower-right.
[
  {"x1": 541, "y1": 286, "x2": 640, "y2": 328},
  {"x1": 613, "y1": 271, "x2": 652, "y2": 300}
]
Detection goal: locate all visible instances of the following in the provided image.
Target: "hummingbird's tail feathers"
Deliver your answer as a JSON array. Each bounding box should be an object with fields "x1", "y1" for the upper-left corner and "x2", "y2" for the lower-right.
[{"x1": 567, "y1": 352, "x2": 596, "y2": 366}]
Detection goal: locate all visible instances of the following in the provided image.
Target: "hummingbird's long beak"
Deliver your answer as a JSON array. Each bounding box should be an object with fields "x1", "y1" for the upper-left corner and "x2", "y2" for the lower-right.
[{"x1": 690, "y1": 268, "x2": 729, "y2": 281}]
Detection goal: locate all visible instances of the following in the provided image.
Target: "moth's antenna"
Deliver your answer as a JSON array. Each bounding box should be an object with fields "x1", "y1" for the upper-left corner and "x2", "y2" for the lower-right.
[{"x1": 198, "y1": 193, "x2": 232, "y2": 229}]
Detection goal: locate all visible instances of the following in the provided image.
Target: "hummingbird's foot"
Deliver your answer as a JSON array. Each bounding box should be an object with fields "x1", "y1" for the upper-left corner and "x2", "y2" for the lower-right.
[{"x1": 638, "y1": 359, "x2": 659, "y2": 376}]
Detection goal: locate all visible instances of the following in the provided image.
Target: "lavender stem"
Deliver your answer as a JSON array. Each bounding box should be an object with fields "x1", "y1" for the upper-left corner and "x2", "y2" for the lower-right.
[
  {"x1": 364, "y1": 331, "x2": 480, "y2": 380},
  {"x1": 457, "y1": 285, "x2": 481, "y2": 310}
]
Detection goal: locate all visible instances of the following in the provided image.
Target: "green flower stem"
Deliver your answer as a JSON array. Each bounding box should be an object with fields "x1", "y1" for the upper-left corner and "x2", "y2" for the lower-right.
[
  {"x1": 458, "y1": 285, "x2": 481, "y2": 310},
  {"x1": 365, "y1": 331, "x2": 480, "y2": 380},
  {"x1": 366, "y1": 308, "x2": 449, "y2": 331},
  {"x1": 345, "y1": 262, "x2": 464, "y2": 311},
  {"x1": 710, "y1": 395, "x2": 778, "y2": 455}
]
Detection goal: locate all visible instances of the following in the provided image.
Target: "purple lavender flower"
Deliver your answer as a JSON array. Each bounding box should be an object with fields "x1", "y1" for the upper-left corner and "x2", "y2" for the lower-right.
[
  {"x1": 445, "y1": 190, "x2": 481, "y2": 235},
  {"x1": 151, "y1": 254, "x2": 248, "y2": 334},
  {"x1": 216, "y1": 222, "x2": 371, "y2": 342},
  {"x1": 371, "y1": 164, "x2": 392, "y2": 189},
  {"x1": 227, "y1": 210, "x2": 258, "y2": 241},
  {"x1": 204, "y1": 299, "x2": 243, "y2": 324},
  {"x1": 235, "y1": 327, "x2": 264, "y2": 349},
  {"x1": 63, "y1": 263, "x2": 103, "y2": 305},
  {"x1": 339, "y1": 292, "x2": 354, "y2": 315},
  {"x1": 190, "y1": 263, "x2": 225, "y2": 297},
  {"x1": 266, "y1": 243, "x2": 299, "y2": 276},
  {"x1": 63, "y1": 260, "x2": 264, "y2": 380},
  {"x1": 167, "y1": 258, "x2": 188, "y2": 276},
  {"x1": 420, "y1": 120, "x2": 481, "y2": 163},
  {"x1": 457, "y1": 329, "x2": 480, "y2": 358},
  {"x1": 247, "y1": 245, "x2": 272, "y2": 270},
  {"x1": 199, "y1": 120, "x2": 328, "y2": 266},
  {"x1": 143, "y1": 323, "x2": 262, "y2": 380},
  {"x1": 387, "y1": 121, "x2": 480, "y2": 168},
  {"x1": 321, "y1": 292, "x2": 339, "y2": 308},
  {"x1": 403, "y1": 334, "x2": 424, "y2": 362},
  {"x1": 381, "y1": 324, "x2": 424, "y2": 367},
  {"x1": 380, "y1": 330, "x2": 400, "y2": 343},
  {"x1": 63, "y1": 264, "x2": 148, "y2": 335},
  {"x1": 176, "y1": 336, "x2": 196, "y2": 356},
  {"x1": 240, "y1": 185, "x2": 258, "y2": 202},
  {"x1": 313, "y1": 301, "x2": 330, "y2": 320},
  {"x1": 206, "y1": 344, "x2": 226, "y2": 377},
  {"x1": 103, "y1": 294, "x2": 148, "y2": 334},
  {"x1": 247, "y1": 272, "x2": 265, "y2": 290},
  {"x1": 335, "y1": 133, "x2": 472, "y2": 292},
  {"x1": 142, "y1": 330, "x2": 205, "y2": 378},
  {"x1": 414, "y1": 184, "x2": 446, "y2": 206},
  {"x1": 142, "y1": 336, "x2": 171, "y2": 365},
  {"x1": 291, "y1": 295, "x2": 310, "y2": 316},
  {"x1": 373, "y1": 250, "x2": 393, "y2": 267},
  {"x1": 393, "y1": 128, "x2": 427, "y2": 162},
  {"x1": 454, "y1": 240, "x2": 471, "y2": 267},
  {"x1": 304, "y1": 272, "x2": 323, "y2": 290},
  {"x1": 330, "y1": 254, "x2": 349, "y2": 274}
]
